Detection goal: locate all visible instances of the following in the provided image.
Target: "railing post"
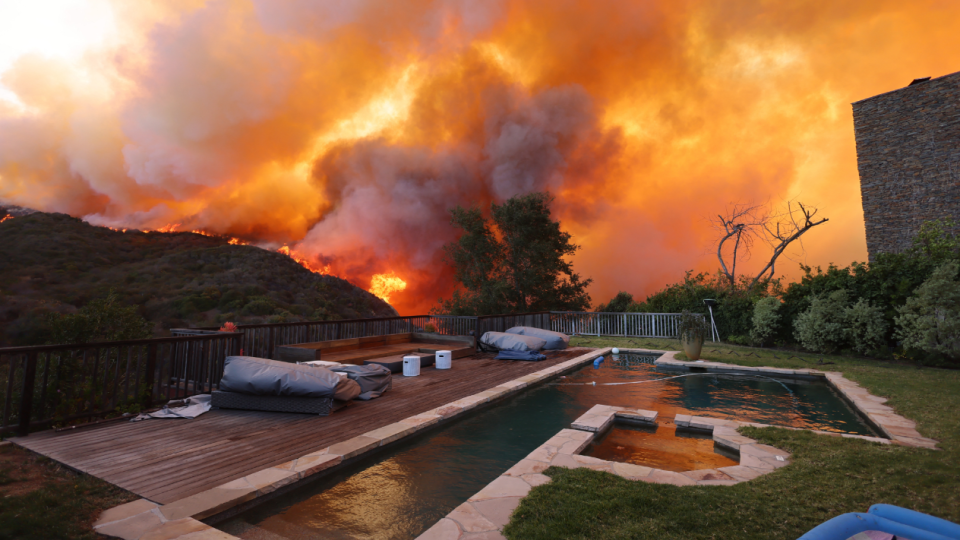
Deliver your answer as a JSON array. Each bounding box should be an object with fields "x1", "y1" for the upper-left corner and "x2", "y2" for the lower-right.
[
  {"x1": 143, "y1": 343, "x2": 157, "y2": 408},
  {"x1": 267, "y1": 326, "x2": 275, "y2": 360},
  {"x1": 18, "y1": 352, "x2": 38, "y2": 436}
]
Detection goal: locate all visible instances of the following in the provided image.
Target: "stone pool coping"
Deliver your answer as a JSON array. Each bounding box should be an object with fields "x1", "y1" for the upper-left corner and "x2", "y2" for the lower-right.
[
  {"x1": 91, "y1": 347, "x2": 612, "y2": 540},
  {"x1": 416, "y1": 349, "x2": 941, "y2": 540},
  {"x1": 651, "y1": 349, "x2": 939, "y2": 449}
]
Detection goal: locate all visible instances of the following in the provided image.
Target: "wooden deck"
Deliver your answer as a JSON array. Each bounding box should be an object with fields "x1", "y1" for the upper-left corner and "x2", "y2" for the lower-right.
[{"x1": 11, "y1": 348, "x2": 593, "y2": 504}]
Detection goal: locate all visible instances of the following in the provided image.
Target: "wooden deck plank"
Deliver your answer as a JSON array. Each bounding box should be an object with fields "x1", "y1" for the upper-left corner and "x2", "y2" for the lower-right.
[{"x1": 12, "y1": 349, "x2": 593, "y2": 504}]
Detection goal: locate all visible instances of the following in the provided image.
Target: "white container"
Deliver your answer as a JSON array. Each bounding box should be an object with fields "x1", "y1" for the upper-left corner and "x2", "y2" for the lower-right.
[
  {"x1": 403, "y1": 355, "x2": 421, "y2": 377},
  {"x1": 436, "y1": 350, "x2": 452, "y2": 370}
]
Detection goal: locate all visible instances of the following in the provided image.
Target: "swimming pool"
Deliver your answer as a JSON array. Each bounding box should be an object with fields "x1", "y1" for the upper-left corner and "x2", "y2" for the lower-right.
[{"x1": 218, "y1": 353, "x2": 872, "y2": 539}]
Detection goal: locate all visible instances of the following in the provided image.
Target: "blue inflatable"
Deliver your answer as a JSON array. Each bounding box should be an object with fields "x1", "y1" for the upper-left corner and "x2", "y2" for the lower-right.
[{"x1": 799, "y1": 504, "x2": 960, "y2": 540}]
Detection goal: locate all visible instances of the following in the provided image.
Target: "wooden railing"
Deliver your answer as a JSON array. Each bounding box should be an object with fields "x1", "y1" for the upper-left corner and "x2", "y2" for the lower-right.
[
  {"x1": 2, "y1": 310, "x2": 683, "y2": 435},
  {"x1": 550, "y1": 312, "x2": 684, "y2": 339},
  {"x1": 0, "y1": 333, "x2": 240, "y2": 436}
]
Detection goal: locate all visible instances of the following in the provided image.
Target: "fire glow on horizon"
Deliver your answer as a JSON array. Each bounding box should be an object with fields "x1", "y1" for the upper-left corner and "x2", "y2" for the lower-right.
[{"x1": 1, "y1": 1, "x2": 959, "y2": 313}]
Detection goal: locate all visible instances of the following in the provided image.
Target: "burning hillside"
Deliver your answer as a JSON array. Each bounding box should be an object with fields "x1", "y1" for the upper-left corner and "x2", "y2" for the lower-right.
[
  {"x1": 0, "y1": 212, "x2": 396, "y2": 346},
  {"x1": 2, "y1": 2, "x2": 960, "y2": 313}
]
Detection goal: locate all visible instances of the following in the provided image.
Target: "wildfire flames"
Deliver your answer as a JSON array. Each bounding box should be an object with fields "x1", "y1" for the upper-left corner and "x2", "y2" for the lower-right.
[
  {"x1": 369, "y1": 272, "x2": 408, "y2": 304},
  {"x1": 1, "y1": 2, "x2": 959, "y2": 313},
  {"x1": 0, "y1": 214, "x2": 12, "y2": 224},
  {"x1": 278, "y1": 245, "x2": 331, "y2": 276}
]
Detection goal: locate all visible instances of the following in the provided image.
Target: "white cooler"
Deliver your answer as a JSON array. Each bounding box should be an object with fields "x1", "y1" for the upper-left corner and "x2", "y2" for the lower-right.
[
  {"x1": 402, "y1": 355, "x2": 421, "y2": 377},
  {"x1": 436, "y1": 350, "x2": 452, "y2": 369}
]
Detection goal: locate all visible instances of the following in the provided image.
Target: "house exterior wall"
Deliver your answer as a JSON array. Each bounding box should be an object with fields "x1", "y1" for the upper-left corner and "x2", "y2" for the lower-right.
[{"x1": 851, "y1": 71, "x2": 960, "y2": 260}]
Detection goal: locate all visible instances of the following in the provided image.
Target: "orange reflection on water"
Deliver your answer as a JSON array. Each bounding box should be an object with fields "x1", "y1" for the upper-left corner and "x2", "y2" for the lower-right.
[{"x1": 586, "y1": 424, "x2": 738, "y2": 472}]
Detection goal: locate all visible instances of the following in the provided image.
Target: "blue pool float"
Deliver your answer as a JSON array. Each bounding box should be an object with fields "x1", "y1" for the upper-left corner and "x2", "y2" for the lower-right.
[
  {"x1": 799, "y1": 504, "x2": 960, "y2": 540},
  {"x1": 593, "y1": 356, "x2": 604, "y2": 368}
]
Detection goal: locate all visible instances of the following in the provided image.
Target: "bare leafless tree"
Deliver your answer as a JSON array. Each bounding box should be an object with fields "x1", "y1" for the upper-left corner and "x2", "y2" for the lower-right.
[
  {"x1": 715, "y1": 203, "x2": 767, "y2": 287},
  {"x1": 715, "y1": 201, "x2": 829, "y2": 289}
]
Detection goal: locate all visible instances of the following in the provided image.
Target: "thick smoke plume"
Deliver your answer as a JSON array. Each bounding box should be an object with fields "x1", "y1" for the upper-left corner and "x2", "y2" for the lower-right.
[{"x1": 1, "y1": 0, "x2": 959, "y2": 313}]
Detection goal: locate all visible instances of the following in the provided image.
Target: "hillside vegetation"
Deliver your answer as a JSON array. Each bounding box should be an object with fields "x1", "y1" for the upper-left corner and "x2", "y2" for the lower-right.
[{"x1": 0, "y1": 212, "x2": 396, "y2": 346}]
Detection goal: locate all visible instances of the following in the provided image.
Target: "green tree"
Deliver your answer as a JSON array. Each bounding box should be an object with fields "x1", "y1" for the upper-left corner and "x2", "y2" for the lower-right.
[
  {"x1": 437, "y1": 192, "x2": 592, "y2": 315},
  {"x1": 750, "y1": 296, "x2": 782, "y2": 346},
  {"x1": 46, "y1": 290, "x2": 152, "y2": 344},
  {"x1": 596, "y1": 292, "x2": 636, "y2": 312},
  {"x1": 896, "y1": 261, "x2": 960, "y2": 363}
]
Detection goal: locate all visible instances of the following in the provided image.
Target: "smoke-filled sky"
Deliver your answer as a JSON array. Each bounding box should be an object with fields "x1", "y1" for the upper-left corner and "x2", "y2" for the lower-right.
[{"x1": 1, "y1": 0, "x2": 959, "y2": 314}]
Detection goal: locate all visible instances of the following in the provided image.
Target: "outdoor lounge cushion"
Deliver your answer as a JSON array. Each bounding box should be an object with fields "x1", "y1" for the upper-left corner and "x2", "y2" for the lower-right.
[
  {"x1": 219, "y1": 355, "x2": 360, "y2": 401},
  {"x1": 505, "y1": 326, "x2": 569, "y2": 350},
  {"x1": 331, "y1": 364, "x2": 392, "y2": 400},
  {"x1": 479, "y1": 331, "x2": 546, "y2": 352}
]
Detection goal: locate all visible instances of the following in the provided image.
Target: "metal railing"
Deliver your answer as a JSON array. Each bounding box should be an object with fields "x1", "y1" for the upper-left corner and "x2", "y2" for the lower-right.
[
  {"x1": 550, "y1": 312, "x2": 683, "y2": 338},
  {"x1": 0, "y1": 333, "x2": 240, "y2": 436}
]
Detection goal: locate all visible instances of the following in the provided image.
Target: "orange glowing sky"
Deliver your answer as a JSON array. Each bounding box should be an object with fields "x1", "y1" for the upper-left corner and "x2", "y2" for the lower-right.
[{"x1": 1, "y1": 0, "x2": 959, "y2": 314}]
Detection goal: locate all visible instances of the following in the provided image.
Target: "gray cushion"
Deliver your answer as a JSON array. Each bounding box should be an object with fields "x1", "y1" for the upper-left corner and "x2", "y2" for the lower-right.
[
  {"x1": 505, "y1": 326, "x2": 569, "y2": 350},
  {"x1": 479, "y1": 331, "x2": 547, "y2": 352}
]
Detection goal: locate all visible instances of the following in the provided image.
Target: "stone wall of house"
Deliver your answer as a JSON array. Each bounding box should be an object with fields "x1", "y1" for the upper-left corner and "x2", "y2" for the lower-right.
[{"x1": 852, "y1": 71, "x2": 960, "y2": 260}]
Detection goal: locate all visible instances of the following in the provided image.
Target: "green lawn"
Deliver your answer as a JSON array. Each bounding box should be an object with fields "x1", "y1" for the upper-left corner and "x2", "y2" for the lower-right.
[{"x1": 504, "y1": 337, "x2": 960, "y2": 540}]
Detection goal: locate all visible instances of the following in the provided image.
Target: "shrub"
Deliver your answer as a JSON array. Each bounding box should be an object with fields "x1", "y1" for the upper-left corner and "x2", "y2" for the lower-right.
[
  {"x1": 45, "y1": 290, "x2": 151, "y2": 344},
  {"x1": 596, "y1": 292, "x2": 636, "y2": 312},
  {"x1": 793, "y1": 290, "x2": 849, "y2": 354},
  {"x1": 844, "y1": 298, "x2": 888, "y2": 355},
  {"x1": 896, "y1": 261, "x2": 960, "y2": 362},
  {"x1": 241, "y1": 297, "x2": 276, "y2": 316},
  {"x1": 750, "y1": 296, "x2": 781, "y2": 346}
]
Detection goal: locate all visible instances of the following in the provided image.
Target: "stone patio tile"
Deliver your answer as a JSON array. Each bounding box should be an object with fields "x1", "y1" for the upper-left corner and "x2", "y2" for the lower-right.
[
  {"x1": 882, "y1": 425, "x2": 923, "y2": 438},
  {"x1": 292, "y1": 453, "x2": 342, "y2": 477},
  {"x1": 758, "y1": 368, "x2": 795, "y2": 376},
  {"x1": 503, "y1": 459, "x2": 549, "y2": 477},
  {"x1": 400, "y1": 414, "x2": 443, "y2": 431},
  {"x1": 448, "y1": 394, "x2": 489, "y2": 411},
  {"x1": 744, "y1": 444, "x2": 790, "y2": 458},
  {"x1": 737, "y1": 444, "x2": 773, "y2": 459},
  {"x1": 433, "y1": 404, "x2": 465, "y2": 418},
  {"x1": 461, "y1": 531, "x2": 507, "y2": 540},
  {"x1": 93, "y1": 508, "x2": 163, "y2": 540},
  {"x1": 496, "y1": 380, "x2": 526, "y2": 391},
  {"x1": 717, "y1": 465, "x2": 765, "y2": 482},
  {"x1": 893, "y1": 436, "x2": 939, "y2": 449},
  {"x1": 549, "y1": 453, "x2": 582, "y2": 470},
  {"x1": 471, "y1": 497, "x2": 523, "y2": 529},
  {"x1": 94, "y1": 499, "x2": 159, "y2": 528},
  {"x1": 612, "y1": 462, "x2": 653, "y2": 480},
  {"x1": 525, "y1": 444, "x2": 559, "y2": 463},
  {"x1": 559, "y1": 428, "x2": 593, "y2": 441},
  {"x1": 714, "y1": 434, "x2": 755, "y2": 451},
  {"x1": 648, "y1": 469, "x2": 696, "y2": 486},
  {"x1": 470, "y1": 476, "x2": 532, "y2": 501},
  {"x1": 739, "y1": 453, "x2": 775, "y2": 470},
  {"x1": 364, "y1": 422, "x2": 419, "y2": 446},
  {"x1": 328, "y1": 435, "x2": 380, "y2": 460},
  {"x1": 571, "y1": 454, "x2": 615, "y2": 472},
  {"x1": 870, "y1": 414, "x2": 916, "y2": 428},
  {"x1": 447, "y1": 502, "x2": 499, "y2": 533},
  {"x1": 417, "y1": 518, "x2": 462, "y2": 540},
  {"x1": 681, "y1": 469, "x2": 735, "y2": 482},
  {"x1": 557, "y1": 437, "x2": 591, "y2": 455},
  {"x1": 674, "y1": 414, "x2": 692, "y2": 427},
  {"x1": 521, "y1": 473, "x2": 551, "y2": 487},
  {"x1": 244, "y1": 467, "x2": 299, "y2": 495},
  {"x1": 571, "y1": 414, "x2": 613, "y2": 433},
  {"x1": 615, "y1": 409, "x2": 658, "y2": 424},
  {"x1": 757, "y1": 455, "x2": 791, "y2": 469},
  {"x1": 159, "y1": 482, "x2": 257, "y2": 521},
  {"x1": 138, "y1": 518, "x2": 222, "y2": 540}
]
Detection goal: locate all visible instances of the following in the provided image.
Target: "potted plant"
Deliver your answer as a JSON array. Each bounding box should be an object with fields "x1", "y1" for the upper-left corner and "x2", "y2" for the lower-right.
[{"x1": 679, "y1": 310, "x2": 709, "y2": 360}]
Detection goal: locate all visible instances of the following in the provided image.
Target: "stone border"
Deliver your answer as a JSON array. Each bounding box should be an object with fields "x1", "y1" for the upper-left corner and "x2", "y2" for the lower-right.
[
  {"x1": 653, "y1": 352, "x2": 939, "y2": 449},
  {"x1": 92, "y1": 348, "x2": 611, "y2": 540},
  {"x1": 417, "y1": 405, "x2": 797, "y2": 540}
]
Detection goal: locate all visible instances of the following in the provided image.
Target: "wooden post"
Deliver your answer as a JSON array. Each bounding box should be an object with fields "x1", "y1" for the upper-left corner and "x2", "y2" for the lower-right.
[
  {"x1": 267, "y1": 326, "x2": 275, "y2": 360},
  {"x1": 143, "y1": 343, "x2": 157, "y2": 408},
  {"x1": 18, "y1": 352, "x2": 38, "y2": 436}
]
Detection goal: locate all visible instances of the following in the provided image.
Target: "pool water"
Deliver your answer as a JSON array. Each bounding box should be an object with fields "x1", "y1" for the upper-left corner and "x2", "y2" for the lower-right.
[
  {"x1": 584, "y1": 423, "x2": 739, "y2": 472},
  {"x1": 219, "y1": 353, "x2": 873, "y2": 540}
]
